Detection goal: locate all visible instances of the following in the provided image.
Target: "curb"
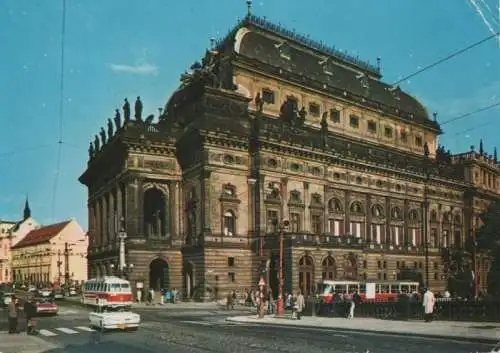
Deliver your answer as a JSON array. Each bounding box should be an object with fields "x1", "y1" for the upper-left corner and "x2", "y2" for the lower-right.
[{"x1": 225, "y1": 318, "x2": 499, "y2": 345}]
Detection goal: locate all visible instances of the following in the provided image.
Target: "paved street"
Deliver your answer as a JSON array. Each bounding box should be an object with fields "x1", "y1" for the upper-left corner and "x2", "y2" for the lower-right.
[{"x1": 1, "y1": 300, "x2": 498, "y2": 352}]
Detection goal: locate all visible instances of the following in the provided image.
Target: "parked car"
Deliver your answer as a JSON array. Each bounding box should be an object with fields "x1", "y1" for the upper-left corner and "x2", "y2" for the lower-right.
[
  {"x1": 0, "y1": 292, "x2": 14, "y2": 307},
  {"x1": 34, "y1": 296, "x2": 58, "y2": 316},
  {"x1": 38, "y1": 288, "x2": 52, "y2": 297},
  {"x1": 52, "y1": 289, "x2": 64, "y2": 300},
  {"x1": 68, "y1": 287, "x2": 77, "y2": 296}
]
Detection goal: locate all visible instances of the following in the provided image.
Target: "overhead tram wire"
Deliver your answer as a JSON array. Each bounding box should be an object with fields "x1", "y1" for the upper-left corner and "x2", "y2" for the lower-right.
[
  {"x1": 51, "y1": 0, "x2": 67, "y2": 220},
  {"x1": 339, "y1": 31, "x2": 499, "y2": 113},
  {"x1": 440, "y1": 100, "x2": 500, "y2": 125}
]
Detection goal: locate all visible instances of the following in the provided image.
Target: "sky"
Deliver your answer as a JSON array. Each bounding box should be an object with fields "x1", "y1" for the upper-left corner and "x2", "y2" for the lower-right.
[{"x1": 0, "y1": 0, "x2": 499, "y2": 229}]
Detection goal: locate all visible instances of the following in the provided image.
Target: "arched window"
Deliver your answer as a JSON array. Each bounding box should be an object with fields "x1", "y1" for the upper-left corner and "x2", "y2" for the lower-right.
[
  {"x1": 322, "y1": 256, "x2": 336, "y2": 280},
  {"x1": 443, "y1": 212, "x2": 451, "y2": 224},
  {"x1": 223, "y1": 210, "x2": 236, "y2": 236},
  {"x1": 143, "y1": 188, "x2": 168, "y2": 237},
  {"x1": 328, "y1": 198, "x2": 343, "y2": 212},
  {"x1": 298, "y1": 256, "x2": 314, "y2": 295},
  {"x1": 454, "y1": 214, "x2": 461, "y2": 225},
  {"x1": 408, "y1": 209, "x2": 419, "y2": 221},
  {"x1": 371, "y1": 204, "x2": 384, "y2": 217},
  {"x1": 350, "y1": 201, "x2": 364, "y2": 214},
  {"x1": 430, "y1": 210, "x2": 438, "y2": 222},
  {"x1": 391, "y1": 207, "x2": 402, "y2": 219}
]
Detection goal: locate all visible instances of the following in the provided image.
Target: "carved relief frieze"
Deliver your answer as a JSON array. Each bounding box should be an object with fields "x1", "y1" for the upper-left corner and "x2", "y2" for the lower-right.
[{"x1": 143, "y1": 159, "x2": 175, "y2": 171}]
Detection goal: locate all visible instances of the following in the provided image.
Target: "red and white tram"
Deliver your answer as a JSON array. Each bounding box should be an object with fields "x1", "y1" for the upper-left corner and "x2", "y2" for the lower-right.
[
  {"x1": 320, "y1": 280, "x2": 420, "y2": 303},
  {"x1": 82, "y1": 276, "x2": 133, "y2": 307}
]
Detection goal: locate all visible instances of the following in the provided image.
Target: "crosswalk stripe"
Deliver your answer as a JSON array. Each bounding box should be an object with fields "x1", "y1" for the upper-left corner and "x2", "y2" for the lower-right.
[
  {"x1": 39, "y1": 329, "x2": 57, "y2": 337},
  {"x1": 55, "y1": 327, "x2": 79, "y2": 334},
  {"x1": 75, "y1": 326, "x2": 95, "y2": 332}
]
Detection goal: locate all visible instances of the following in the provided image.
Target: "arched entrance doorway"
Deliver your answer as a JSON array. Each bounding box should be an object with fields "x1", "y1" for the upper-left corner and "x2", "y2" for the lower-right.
[
  {"x1": 269, "y1": 253, "x2": 279, "y2": 297},
  {"x1": 184, "y1": 262, "x2": 194, "y2": 298},
  {"x1": 298, "y1": 256, "x2": 314, "y2": 295},
  {"x1": 149, "y1": 258, "x2": 169, "y2": 290}
]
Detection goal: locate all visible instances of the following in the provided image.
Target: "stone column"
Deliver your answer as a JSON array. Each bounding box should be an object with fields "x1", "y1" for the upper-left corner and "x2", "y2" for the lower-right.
[
  {"x1": 116, "y1": 186, "x2": 123, "y2": 233},
  {"x1": 303, "y1": 182, "x2": 310, "y2": 231},
  {"x1": 344, "y1": 190, "x2": 351, "y2": 235},
  {"x1": 169, "y1": 182, "x2": 178, "y2": 237},
  {"x1": 102, "y1": 195, "x2": 108, "y2": 245},
  {"x1": 200, "y1": 171, "x2": 212, "y2": 235},
  {"x1": 97, "y1": 199, "x2": 103, "y2": 245},
  {"x1": 258, "y1": 176, "x2": 265, "y2": 233},
  {"x1": 281, "y1": 177, "x2": 288, "y2": 221},
  {"x1": 248, "y1": 178, "x2": 256, "y2": 236},
  {"x1": 108, "y1": 192, "x2": 115, "y2": 244},
  {"x1": 125, "y1": 178, "x2": 142, "y2": 238}
]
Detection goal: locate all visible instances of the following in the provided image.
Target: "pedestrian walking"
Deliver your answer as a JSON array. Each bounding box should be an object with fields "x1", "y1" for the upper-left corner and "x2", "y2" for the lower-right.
[
  {"x1": 423, "y1": 287, "x2": 436, "y2": 322},
  {"x1": 24, "y1": 296, "x2": 37, "y2": 335},
  {"x1": 7, "y1": 295, "x2": 19, "y2": 334},
  {"x1": 295, "y1": 290, "x2": 305, "y2": 320}
]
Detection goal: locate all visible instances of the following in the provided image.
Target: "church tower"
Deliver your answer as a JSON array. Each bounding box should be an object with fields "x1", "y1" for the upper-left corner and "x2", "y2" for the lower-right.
[{"x1": 23, "y1": 197, "x2": 31, "y2": 220}]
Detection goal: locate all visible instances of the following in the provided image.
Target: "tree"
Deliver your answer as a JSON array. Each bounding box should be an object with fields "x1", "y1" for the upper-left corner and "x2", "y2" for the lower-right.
[{"x1": 476, "y1": 200, "x2": 500, "y2": 296}]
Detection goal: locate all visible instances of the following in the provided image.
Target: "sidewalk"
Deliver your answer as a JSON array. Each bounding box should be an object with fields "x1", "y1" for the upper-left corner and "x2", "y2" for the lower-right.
[
  {"x1": 0, "y1": 332, "x2": 59, "y2": 353},
  {"x1": 226, "y1": 315, "x2": 500, "y2": 344},
  {"x1": 63, "y1": 296, "x2": 252, "y2": 311}
]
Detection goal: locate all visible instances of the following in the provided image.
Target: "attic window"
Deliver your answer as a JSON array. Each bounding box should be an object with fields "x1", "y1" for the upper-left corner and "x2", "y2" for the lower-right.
[
  {"x1": 319, "y1": 58, "x2": 333, "y2": 75},
  {"x1": 349, "y1": 115, "x2": 359, "y2": 129},
  {"x1": 275, "y1": 41, "x2": 291, "y2": 60},
  {"x1": 262, "y1": 89, "x2": 275, "y2": 104},
  {"x1": 389, "y1": 86, "x2": 401, "y2": 101},
  {"x1": 330, "y1": 109, "x2": 340, "y2": 123},
  {"x1": 308, "y1": 103, "x2": 320, "y2": 117},
  {"x1": 367, "y1": 121, "x2": 377, "y2": 134}
]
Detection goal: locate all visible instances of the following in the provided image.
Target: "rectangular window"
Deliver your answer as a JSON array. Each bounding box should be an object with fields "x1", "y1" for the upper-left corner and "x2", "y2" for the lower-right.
[
  {"x1": 371, "y1": 224, "x2": 382, "y2": 243},
  {"x1": 266, "y1": 210, "x2": 279, "y2": 233},
  {"x1": 390, "y1": 226, "x2": 403, "y2": 245},
  {"x1": 367, "y1": 121, "x2": 377, "y2": 133},
  {"x1": 228, "y1": 272, "x2": 236, "y2": 282},
  {"x1": 350, "y1": 222, "x2": 362, "y2": 238},
  {"x1": 349, "y1": 115, "x2": 359, "y2": 129},
  {"x1": 384, "y1": 127, "x2": 393, "y2": 138},
  {"x1": 311, "y1": 214, "x2": 322, "y2": 234},
  {"x1": 309, "y1": 103, "x2": 320, "y2": 117},
  {"x1": 415, "y1": 136, "x2": 423, "y2": 146},
  {"x1": 330, "y1": 109, "x2": 340, "y2": 123},
  {"x1": 410, "y1": 228, "x2": 420, "y2": 246},
  {"x1": 228, "y1": 257, "x2": 235, "y2": 267},
  {"x1": 328, "y1": 219, "x2": 343, "y2": 236},
  {"x1": 262, "y1": 89, "x2": 275, "y2": 104},
  {"x1": 400, "y1": 130, "x2": 408, "y2": 143},
  {"x1": 290, "y1": 212, "x2": 301, "y2": 232}
]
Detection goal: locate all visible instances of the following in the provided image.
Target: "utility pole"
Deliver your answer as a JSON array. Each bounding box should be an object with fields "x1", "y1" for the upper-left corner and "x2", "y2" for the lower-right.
[
  {"x1": 275, "y1": 219, "x2": 289, "y2": 317},
  {"x1": 423, "y1": 143, "x2": 430, "y2": 287},
  {"x1": 57, "y1": 250, "x2": 62, "y2": 285},
  {"x1": 64, "y1": 242, "x2": 70, "y2": 288},
  {"x1": 118, "y1": 217, "x2": 127, "y2": 278}
]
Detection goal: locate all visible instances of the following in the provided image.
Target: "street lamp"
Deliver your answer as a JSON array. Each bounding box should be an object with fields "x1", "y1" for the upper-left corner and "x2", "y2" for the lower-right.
[
  {"x1": 110, "y1": 263, "x2": 134, "y2": 278},
  {"x1": 275, "y1": 219, "x2": 289, "y2": 317},
  {"x1": 423, "y1": 143, "x2": 430, "y2": 287}
]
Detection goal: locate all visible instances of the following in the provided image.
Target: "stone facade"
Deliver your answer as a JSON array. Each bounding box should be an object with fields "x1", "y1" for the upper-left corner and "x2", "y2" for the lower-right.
[{"x1": 79, "y1": 14, "x2": 499, "y2": 299}]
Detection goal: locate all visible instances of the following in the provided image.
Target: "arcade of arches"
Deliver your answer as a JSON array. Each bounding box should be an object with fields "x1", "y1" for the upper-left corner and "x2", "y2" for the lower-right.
[{"x1": 297, "y1": 254, "x2": 357, "y2": 295}]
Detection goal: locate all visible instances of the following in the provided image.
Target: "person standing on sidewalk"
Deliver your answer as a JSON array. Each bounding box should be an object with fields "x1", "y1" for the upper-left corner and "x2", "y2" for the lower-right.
[
  {"x1": 7, "y1": 295, "x2": 19, "y2": 334},
  {"x1": 295, "y1": 290, "x2": 305, "y2": 320},
  {"x1": 24, "y1": 296, "x2": 37, "y2": 335},
  {"x1": 422, "y1": 287, "x2": 435, "y2": 322}
]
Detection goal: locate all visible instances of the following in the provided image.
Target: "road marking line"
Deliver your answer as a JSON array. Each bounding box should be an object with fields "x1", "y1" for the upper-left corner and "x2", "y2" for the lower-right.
[
  {"x1": 39, "y1": 329, "x2": 58, "y2": 337},
  {"x1": 55, "y1": 327, "x2": 79, "y2": 334},
  {"x1": 75, "y1": 326, "x2": 95, "y2": 332},
  {"x1": 179, "y1": 320, "x2": 212, "y2": 325}
]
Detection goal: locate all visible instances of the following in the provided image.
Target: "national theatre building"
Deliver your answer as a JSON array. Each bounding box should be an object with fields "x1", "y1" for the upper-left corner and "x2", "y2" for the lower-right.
[{"x1": 79, "y1": 12, "x2": 499, "y2": 299}]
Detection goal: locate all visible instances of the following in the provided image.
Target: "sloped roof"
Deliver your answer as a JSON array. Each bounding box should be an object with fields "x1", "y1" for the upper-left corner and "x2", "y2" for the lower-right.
[{"x1": 12, "y1": 220, "x2": 71, "y2": 249}]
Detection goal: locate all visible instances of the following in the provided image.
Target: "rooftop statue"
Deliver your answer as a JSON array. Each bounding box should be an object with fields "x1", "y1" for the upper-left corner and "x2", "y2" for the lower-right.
[
  {"x1": 88, "y1": 141, "x2": 94, "y2": 158},
  {"x1": 107, "y1": 118, "x2": 114, "y2": 138},
  {"x1": 135, "y1": 96, "x2": 143, "y2": 122},
  {"x1": 123, "y1": 98, "x2": 131, "y2": 122},
  {"x1": 94, "y1": 134, "x2": 100, "y2": 151},
  {"x1": 114, "y1": 109, "x2": 121, "y2": 130},
  {"x1": 100, "y1": 127, "x2": 106, "y2": 145}
]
